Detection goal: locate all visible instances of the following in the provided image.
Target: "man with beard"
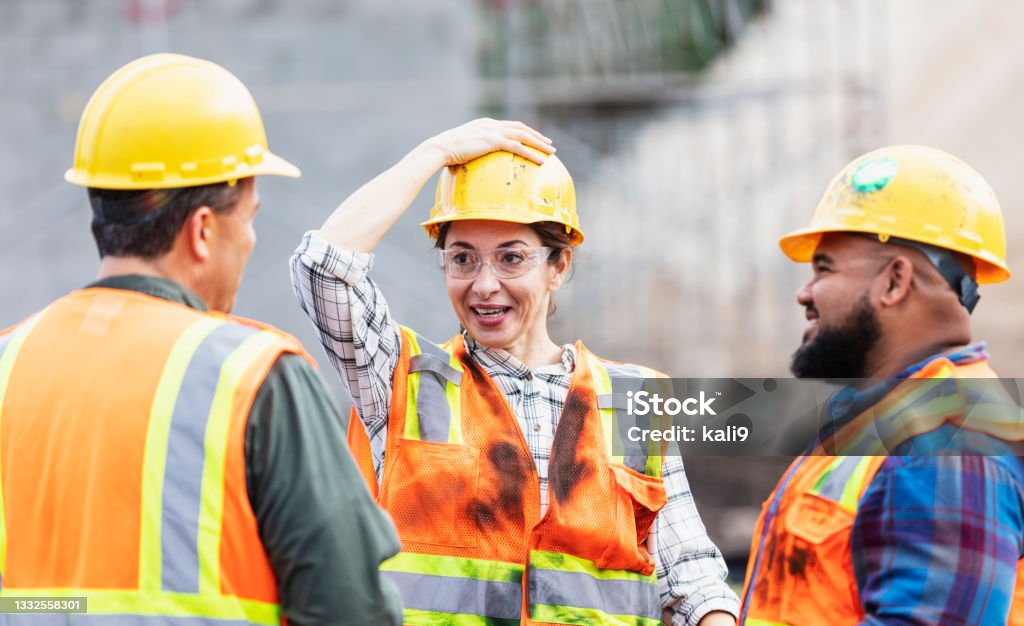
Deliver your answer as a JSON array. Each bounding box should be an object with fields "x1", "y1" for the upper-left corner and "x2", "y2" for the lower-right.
[{"x1": 738, "y1": 145, "x2": 1024, "y2": 625}]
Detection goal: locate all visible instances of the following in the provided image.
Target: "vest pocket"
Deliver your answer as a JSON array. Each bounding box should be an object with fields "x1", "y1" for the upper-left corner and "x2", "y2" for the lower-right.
[
  {"x1": 597, "y1": 464, "x2": 667, "y2": 574},
  {"x1": 778, "y1": 493, "x2": 860, "y2": 624},
  {"x1": 383, "y1": 438, "x2": 480, "y2": 548},
  {"x1": 784, "y1": 492, "x2": 854, "y2": 544}
]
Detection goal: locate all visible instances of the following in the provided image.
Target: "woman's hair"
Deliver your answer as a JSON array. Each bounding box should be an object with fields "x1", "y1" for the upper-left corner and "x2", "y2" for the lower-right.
[{"x1": 433, "y1": 221, "x2": 576, "y2": 317}]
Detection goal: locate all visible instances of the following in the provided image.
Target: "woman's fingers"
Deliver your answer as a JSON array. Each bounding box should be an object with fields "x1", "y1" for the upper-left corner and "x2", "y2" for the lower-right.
[
  {"x1": 435, "y1": 119, "x2": 556, "y2": 166},
  {"x1": 500, "y1": 137, "x2": 550, "y2": 164},
  {"x1": 501, "y1": 120, "x2": 553, "y2": 148},
  {"x1": 497, "y1": 121, "x2": 554, "y2": 157},
  {"x1": 518, "y1": 131, "x2": 556, "y2": 157}
]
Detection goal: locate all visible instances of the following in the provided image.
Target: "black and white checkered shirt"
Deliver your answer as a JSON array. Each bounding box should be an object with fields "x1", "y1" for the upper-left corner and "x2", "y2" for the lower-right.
[{"x1": 290, "y1": 231, "x2": 739, "y2": 625}]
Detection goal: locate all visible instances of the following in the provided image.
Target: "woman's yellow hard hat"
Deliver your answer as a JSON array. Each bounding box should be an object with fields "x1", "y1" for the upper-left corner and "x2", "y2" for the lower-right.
[{"x1": 422, "y1": 149, "x2": 584, "y2": 245}]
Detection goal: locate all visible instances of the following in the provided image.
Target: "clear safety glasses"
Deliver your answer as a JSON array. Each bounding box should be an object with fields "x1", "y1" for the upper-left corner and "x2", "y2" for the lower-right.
[{"x1": 438, "y1": 246, "x2": 555, "y2": 280}]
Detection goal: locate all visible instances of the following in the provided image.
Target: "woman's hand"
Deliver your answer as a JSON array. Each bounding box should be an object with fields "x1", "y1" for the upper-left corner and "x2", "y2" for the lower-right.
[{"x1": 419, "y1": 118, "x2": 554, "y2": 168}]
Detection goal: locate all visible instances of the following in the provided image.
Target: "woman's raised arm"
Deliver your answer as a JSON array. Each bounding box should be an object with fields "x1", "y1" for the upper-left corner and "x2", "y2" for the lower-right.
[{"x1": 317, "y1": 118, "x2": 553, "y2": 252}]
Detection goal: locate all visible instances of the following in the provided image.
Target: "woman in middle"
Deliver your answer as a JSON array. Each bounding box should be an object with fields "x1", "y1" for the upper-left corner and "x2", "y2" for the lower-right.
[{"x1": 290, "y1": 118, "x2": 738, "y2": 625}]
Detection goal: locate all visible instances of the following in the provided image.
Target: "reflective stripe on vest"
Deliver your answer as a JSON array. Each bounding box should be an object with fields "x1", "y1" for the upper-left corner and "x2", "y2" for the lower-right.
[
  {"x1": 808, "y1": 456, "x2": 878, "y2": 512},
  {"x1": 0, "y1": 588, "x2": 277, "y2": 624},
  {"x1": 2, "y1": 616, "x2": 262, "y2": 626},
  {"x1": 144, "y1": 320, "x2": 264, "y2": 596},
  {"x1": 403, "y1": 329, "x2": 465, "y2": 444},
  {"x1": 0, "y1": 311, "x2": 283, "y2": 625},
  {"x1": 594, "y1": 362, "x2": 664, "y2": 478},
  {"x1": 382, "y1": 552, "x2": 524, "y2": 624},
  {"x1": 528, "y1": 550, "x2": 661, "y2": 625},
  {"x1": 828, "y1": 359, "x2": 1023, "y2": 455}
]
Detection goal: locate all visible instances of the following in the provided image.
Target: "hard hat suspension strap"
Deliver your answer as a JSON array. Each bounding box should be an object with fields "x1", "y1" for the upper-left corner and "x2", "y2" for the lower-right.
[{"x1": 878, "y1": 235, "x2": 981, "y2": 314}]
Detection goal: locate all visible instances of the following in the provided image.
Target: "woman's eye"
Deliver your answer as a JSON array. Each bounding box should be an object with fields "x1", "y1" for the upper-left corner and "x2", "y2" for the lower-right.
[
  {"x1": 452, "y1": 252, "x2": 473, "y2": 266},
  {"x1": 499, "y1": 251, "x2": 528, "y2": 265}
]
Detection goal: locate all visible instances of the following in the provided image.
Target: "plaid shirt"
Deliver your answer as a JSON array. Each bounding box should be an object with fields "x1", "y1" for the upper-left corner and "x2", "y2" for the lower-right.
[
  {"x1": 851, "y1": 347, "x2": 1024, "y2": 625},
  {"x1": 291, "y1": 232, "x2": 739, "y2": 626},
  {"x1": 853, "y1": 454, "x2": 1024, "y2": 624}
]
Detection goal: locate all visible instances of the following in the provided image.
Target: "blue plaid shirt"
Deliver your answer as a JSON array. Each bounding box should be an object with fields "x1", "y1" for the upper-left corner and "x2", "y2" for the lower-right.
[
  {"x1": 853, "y1": 454, "x2": 1023, "y2": 624},
  {"x1": 849, "y1": 345, "x2": 1024, "y2": 624}
]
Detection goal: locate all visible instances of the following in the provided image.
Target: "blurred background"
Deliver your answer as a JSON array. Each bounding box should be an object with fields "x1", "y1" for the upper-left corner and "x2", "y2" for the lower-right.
[{"x1": 4, "y1": 0, "x2": 1023, "y2": 580}]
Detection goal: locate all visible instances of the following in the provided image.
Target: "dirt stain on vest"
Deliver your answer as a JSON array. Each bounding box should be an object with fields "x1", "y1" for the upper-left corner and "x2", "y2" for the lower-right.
[
  {"x1": 471, "y1": 440, "x2": 530, "y2": 532},
  {"x1": 460, "y1": 359, "x2": 533, "y2": 532},
  {"x1": 489, "y1": 441, "x2": 528, "y2": 515},
  {"x1": 787, "y1": 546, "x2": 809, "y2": 577},
  {"x1": 475, "y1": 502, "x2": 498, "y2": 530},
  {"x1": 549, "y1": 388, "x2": 594, "y2": 504},
  {"x1": 754, "y1": 530, "x2": 779, "y2": 604}
]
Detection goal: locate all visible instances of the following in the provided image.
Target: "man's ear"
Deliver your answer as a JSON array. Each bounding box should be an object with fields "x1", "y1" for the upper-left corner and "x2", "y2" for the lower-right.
[
  {"x1": 185, "y1": 206, "x2": 215, "y2": 262},
  {"x1": 878, "y1": 255, "x2": 915, "y2": 307}
]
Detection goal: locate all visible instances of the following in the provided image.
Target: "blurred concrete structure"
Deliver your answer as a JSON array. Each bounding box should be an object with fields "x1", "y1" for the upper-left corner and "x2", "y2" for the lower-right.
[
  {"x1": 483, "y1": 0, "x2": 885, "y2": 378},
  {"x1": 0, "y1": 0, "x2": 481, "y2": 403},
  {"x1": 3, "y1": 0, "x2": 1023, "y2": 576},
  {"x1": 885, "y1": 0, "x2": 1024, "y2": 378}
]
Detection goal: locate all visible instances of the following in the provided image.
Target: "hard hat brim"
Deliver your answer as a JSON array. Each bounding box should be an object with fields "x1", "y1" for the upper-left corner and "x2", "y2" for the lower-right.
[
  {"x1": 64, "y1": 150, "x2": 301, "y2": 190},
  {"x1": 253, "y1": 151, "x2": 302, "y2": 179},
  {"x1": 779, "y1": 226, "x2": 1011, "y2": 284},
  {"x1": 421, "y1": 209, "x2": 584, "y2": 245}
]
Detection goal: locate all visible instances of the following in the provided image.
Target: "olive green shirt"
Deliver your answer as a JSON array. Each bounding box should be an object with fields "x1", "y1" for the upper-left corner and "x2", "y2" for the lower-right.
[{"x1": 86, "y1": 275, "x2": 403, "y2": 626}]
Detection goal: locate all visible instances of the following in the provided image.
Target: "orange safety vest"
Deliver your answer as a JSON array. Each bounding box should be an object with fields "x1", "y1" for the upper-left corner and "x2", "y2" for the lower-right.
[
  {"x1": 0, "y1": 287, "x2": 310, "y2": 625},
  {"x1": 739, "y1": 357, "x2": 1024, "y2": 625},
  {"x1": 348, "y1": 326, "x2": 669, "y2": 625}
]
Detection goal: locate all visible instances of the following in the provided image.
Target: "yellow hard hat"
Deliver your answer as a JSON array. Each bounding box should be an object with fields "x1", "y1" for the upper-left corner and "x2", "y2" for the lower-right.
[
  {"x1": 66, "y1": 53, "x2": 299, "y2": 190},
  {"x1": 421, "y1": 149, "x2": 583, "y2": 245},
  {"x1": 780, "y1": 145, "x2": 1009, "y2": 284}
]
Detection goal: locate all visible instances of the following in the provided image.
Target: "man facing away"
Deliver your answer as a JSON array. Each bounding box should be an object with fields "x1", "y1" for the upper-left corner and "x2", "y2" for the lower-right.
[
  {"x1": 0, "y1": 54, "x2": 402, "y2": 625},
  {"x1": 739, "y1": 145, "x2": 1024, "y2": 625}
]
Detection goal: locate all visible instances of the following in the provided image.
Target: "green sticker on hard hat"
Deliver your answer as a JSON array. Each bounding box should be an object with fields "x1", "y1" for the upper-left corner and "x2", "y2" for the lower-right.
[{"x1": 851, "y1": 157, "x2": 898, "y2": 193}]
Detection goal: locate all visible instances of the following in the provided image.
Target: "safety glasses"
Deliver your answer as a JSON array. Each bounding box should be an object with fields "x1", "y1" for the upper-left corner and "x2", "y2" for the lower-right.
[{"x1": 438, "y1": 246, "x2": 554, "y2": 280}]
